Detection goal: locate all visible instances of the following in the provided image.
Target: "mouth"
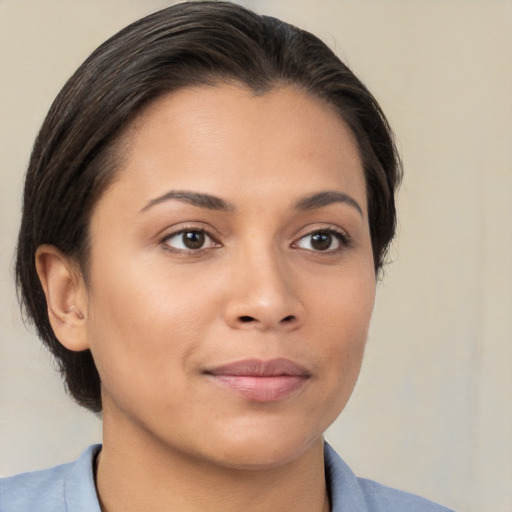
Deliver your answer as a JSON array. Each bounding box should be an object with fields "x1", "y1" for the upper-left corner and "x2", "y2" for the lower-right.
[{"x1": 204, "y1": 358, "x2": 311, "y2": 402}]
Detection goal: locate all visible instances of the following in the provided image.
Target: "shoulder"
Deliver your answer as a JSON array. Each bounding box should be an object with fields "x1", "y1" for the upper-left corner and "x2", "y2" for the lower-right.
[
  {"x1": 0, "y1": 445, "x2": 101, "y2": 512},
  {"x1": 0, "y1": 462, "x2": 70, "y2": 511},
  {"x1": 355, "y1": 477, "x2": 455, "y2": 512},
  {"x1": 324, "y1": 442, "x2": 456, "y2": 512}
]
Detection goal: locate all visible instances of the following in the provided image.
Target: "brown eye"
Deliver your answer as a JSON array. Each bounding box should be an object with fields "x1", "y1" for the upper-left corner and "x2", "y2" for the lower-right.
[
  {"x1": 182, "y1": 231, "x2": 205, "y2": 249},
  {"x1": 310, "y1": 232, "x2": 333, "y2": 251},
  {"x1": 294, "y1": 229, "x2": 346, "y2": 252},
  {"x1": 163, "y1": 230, "x2": 216, "y2": 252}
]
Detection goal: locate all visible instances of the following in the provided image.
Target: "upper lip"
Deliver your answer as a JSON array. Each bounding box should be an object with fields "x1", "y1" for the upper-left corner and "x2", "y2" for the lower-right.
[{"x1": 205, "y1": 358, "x2": 311, "y2": 377}]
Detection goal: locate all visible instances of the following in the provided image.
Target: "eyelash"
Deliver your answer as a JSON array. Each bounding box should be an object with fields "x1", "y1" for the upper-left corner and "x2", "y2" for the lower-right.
[
  {"x1": 159, "y1": 226, "x2": 350, "y2": 255},
  {"x1": 292, "y1": 227, "x2": 351, "y2": 254},
  {"x1": 160, "y1": 227, "x2": 221, "y2": 254}
]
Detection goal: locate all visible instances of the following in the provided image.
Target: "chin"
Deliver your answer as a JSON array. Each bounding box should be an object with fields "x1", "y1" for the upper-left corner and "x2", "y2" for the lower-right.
[{"x1": 197, "y1": 424, "x2": 324, "y2": 471}]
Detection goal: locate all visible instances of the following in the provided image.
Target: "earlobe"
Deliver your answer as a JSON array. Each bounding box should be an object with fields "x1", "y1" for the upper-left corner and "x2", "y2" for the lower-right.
[{"x1": 35, "y1": 244, "x2": 90, "y2": 351}]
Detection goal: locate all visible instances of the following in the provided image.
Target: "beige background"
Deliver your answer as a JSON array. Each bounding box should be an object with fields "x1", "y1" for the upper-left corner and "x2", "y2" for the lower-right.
[{"x1": 1, "y1": 1, "x2": 511, "y2": 511}]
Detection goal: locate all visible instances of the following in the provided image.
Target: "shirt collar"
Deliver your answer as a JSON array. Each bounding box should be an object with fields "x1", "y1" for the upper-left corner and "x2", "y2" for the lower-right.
[
  {"x1": 324, "y1": 441, "x2": 369, "y2": 512},
  {"x1": 64, "y1": 442, "x2": 368, "y2": 512}
]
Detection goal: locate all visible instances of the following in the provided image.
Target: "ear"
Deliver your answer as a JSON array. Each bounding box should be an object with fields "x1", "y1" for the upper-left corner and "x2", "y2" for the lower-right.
[{"x1": 35, "y1": 244, "x2": 90, "y2": 351}]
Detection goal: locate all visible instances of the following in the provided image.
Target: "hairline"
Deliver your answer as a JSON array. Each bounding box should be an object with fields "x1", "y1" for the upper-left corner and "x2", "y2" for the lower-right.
[{"x1": 76, "y1": 79, "x2": 373, "y2": 283}]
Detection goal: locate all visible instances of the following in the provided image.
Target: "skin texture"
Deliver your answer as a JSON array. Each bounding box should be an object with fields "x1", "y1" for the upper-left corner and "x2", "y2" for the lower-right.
[{"x1": 36, "y1": 84, "x2": 376, "y2": 512}]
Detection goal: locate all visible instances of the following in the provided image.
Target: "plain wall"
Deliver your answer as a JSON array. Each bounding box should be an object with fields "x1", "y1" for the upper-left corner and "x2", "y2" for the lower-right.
[{"x1": 1, "y1": 2, "x2": 511, "y2": 511}]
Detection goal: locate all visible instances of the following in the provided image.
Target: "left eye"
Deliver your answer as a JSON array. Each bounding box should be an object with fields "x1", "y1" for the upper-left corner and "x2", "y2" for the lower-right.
[
  {"x1": 294, "y1": 230, "x2": 344, "y2": 252},
  {"x1": 162, "y1": 230, "x2": 217, "y2": 251}
]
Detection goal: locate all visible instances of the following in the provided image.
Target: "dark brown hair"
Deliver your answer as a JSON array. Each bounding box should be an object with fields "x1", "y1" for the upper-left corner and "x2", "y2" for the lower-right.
[{"x1": 16, "y1": 1, "x2": 402, "y2": 412}]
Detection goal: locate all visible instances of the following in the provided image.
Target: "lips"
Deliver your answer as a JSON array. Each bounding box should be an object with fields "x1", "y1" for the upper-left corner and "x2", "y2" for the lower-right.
[{"x1": 205, "y1": 358, "x2": 311, "y2": 402}]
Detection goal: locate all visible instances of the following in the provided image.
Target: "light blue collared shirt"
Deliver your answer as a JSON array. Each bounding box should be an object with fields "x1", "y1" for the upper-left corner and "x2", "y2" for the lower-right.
[{"x1": 0, "y1": 443, "x2": 455, "y2": 511}]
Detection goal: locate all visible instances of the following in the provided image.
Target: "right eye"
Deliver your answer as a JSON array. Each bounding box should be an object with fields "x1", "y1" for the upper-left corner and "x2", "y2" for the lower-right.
[{"x1": 161, "y1": 229, "x2": 219, "y2": 252}]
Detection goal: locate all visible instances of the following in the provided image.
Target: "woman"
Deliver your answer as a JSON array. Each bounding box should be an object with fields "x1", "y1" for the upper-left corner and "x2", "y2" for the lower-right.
[{"x1": 1, "y1": 2, "x2": 454, "y2": 511}]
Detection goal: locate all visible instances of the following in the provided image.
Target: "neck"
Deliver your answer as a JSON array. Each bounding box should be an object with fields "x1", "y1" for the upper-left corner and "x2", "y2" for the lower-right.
[{"x1": 96, "y1": 407, "x2": 330, "y2": 512}]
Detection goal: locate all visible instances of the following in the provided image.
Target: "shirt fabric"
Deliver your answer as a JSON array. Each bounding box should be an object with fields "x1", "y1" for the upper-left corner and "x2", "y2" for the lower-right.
[{"x1": 0, "y1": 442, "x2": 455, "y2": 511}]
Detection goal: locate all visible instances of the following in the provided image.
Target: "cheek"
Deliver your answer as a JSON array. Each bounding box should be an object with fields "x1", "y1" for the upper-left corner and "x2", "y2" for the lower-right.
[
  {"x1": 313, "y1": 261, "x2": 375, "y2": 345},
  {"x1": 83, "y1": 258, "x2": 223, "y2": 406},
  {"x1": 308, "y1": 263, "x2": 375, "y2": 402}
]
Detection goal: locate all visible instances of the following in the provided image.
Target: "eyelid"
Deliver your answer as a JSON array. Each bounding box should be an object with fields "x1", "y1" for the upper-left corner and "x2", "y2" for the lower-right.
[
  {"x1": 291, "y1": 224, "x2": 351, "y2": 252},
  {"x1": 159, "y1": 223, "x2": 222, "y2": 254}
]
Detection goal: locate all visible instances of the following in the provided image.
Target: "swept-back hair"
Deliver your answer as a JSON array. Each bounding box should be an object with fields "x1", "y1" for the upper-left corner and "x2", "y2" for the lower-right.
[{"x1": 16, "y1": 1, "x2": 402, "y2": 412}]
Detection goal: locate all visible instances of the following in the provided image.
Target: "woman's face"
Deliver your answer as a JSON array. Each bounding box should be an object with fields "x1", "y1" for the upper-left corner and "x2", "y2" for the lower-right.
[{"x1": 83, "y1": 84, "x2": 375, "y2": 468}]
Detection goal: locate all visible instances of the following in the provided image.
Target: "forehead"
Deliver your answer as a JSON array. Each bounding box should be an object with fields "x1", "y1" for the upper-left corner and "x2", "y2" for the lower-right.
[{"x1": 100, "y1": 84, "x2": 366, "y2": 215}]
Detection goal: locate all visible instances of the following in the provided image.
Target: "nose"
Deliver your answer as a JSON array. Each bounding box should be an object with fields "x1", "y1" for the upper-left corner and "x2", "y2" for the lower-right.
[{"x1": 223, "y1": 248, "x2": 304, "y2": 332}]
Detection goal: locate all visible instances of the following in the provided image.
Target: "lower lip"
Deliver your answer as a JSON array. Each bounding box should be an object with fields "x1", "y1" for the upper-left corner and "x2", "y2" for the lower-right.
[{"x1": 209, "y1": 375, "x2": 308, "y2": 402}]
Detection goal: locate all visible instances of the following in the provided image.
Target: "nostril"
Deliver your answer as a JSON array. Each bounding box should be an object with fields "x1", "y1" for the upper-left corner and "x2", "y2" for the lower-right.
[{"x1": 236, "y1": 314, "x2": 296, "y2": 325}]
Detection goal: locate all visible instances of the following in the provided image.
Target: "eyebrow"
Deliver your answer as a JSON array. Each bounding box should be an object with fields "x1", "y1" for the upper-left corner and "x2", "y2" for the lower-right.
[
  {"x1": 294, "y1": 191, "x2": 363, "y2": 217},
  {"x1": 140, "y1": 190, "x2": 234, "y2": 213},
  {"x1": 140, "y1": 189, "x2": 362, "y2": 217}
]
